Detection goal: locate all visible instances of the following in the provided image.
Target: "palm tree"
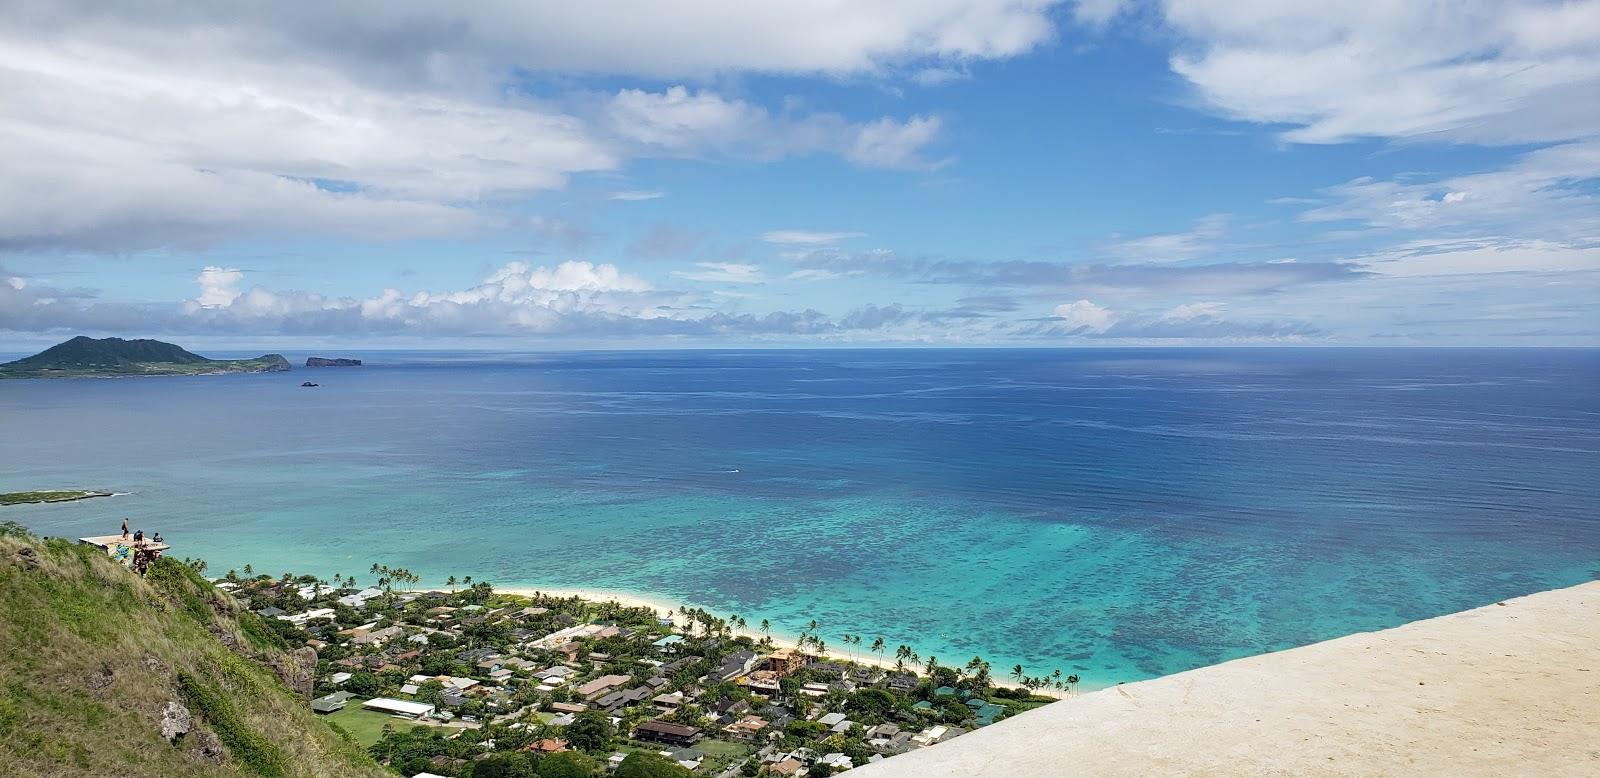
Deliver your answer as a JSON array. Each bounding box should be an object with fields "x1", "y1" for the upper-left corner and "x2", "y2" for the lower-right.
[
  {"x1": 1011, "y1": 664, "x2": 1025, "y2": 683},
  {"x1": 446, "y1": 575, "x2": 457, "y2": 591},
  {"x1": 760, "y1": 619, "x2": 771, "y2": 639},
  {"x1": 925, "y1": 656, "x2": 938, "y2": 677},
  {"x1": 1067, "y1": 674, "x2": 1080, "y2": 696},
  {"x1": 871, "y1": 636, "x2": 885, "y2": 664},
  {"x1": 242, "y1": 564, "x2": 252, "y2": 575}
]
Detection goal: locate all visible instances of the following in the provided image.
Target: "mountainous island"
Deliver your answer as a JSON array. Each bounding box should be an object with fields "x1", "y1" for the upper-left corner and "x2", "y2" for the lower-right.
[
  {"x1": 305, "y1": 357, "x2": 361, "y2": 367},
  {"x1": 0, "y1": 336, "x2": 290, "y2": 378}
]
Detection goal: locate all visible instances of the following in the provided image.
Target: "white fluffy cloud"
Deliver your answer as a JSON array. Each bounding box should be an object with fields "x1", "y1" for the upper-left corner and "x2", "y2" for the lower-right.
[
  {"x1": 192, "y1": 267, "x2": 245, "y2": 309},
  {"x1": 1159, "y1": 0, "x2": 1600, "y2": 145},
  {"x1": 1052, "y1": 299, "x2": 1119, "y2": 332},
  {"x1": 0, "y1": 3, "x2": 1016, "y2": 251}
]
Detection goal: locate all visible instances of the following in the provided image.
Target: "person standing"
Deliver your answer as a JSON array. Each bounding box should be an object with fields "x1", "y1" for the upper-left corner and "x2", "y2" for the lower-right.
[{"x1": 121, "y1": 518, "x2": 129, "y2": 539}]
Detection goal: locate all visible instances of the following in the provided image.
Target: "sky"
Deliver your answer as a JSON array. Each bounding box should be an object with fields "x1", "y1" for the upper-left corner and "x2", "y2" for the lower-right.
[{"x1": 1, "y1": 1, "x2": 1597, "y2": 349}]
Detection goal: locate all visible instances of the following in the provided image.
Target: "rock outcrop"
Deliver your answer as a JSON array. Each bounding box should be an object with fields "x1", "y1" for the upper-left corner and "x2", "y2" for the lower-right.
[
  {"x1": 271, "y1": 645, "x2": 318, "y2": 699},
  {"x1": 160, "y1": 701, "x2": 192, "y2": 744},
  {"x1": 305, "y1": 356, "x2": 361, "y2": 367}
]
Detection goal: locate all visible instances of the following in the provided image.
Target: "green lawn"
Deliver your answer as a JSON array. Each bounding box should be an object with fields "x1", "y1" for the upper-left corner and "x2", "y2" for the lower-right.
[{"x1": 323, "y1": 705, "x2": 441, "y2": 748}]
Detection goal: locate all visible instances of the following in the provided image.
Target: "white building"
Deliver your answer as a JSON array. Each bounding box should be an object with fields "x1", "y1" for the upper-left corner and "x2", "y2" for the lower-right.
[{"x1": 362, "y1": 698, "x2": 435, "y2": 719}]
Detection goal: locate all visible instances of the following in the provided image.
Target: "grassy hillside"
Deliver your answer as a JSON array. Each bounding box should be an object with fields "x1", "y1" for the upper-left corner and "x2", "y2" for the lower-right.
[
  {"x1": 0, "y1": 336, "x2": 290, "y2": 378},
  {"x1": 0, "y1": 530, "x2": 387, "y2": 777}
]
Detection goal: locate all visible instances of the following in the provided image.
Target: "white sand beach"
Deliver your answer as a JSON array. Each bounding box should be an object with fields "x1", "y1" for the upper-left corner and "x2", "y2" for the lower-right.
[{"x1": 494, "y1": 585, "x2": 1031, "y2": 689}]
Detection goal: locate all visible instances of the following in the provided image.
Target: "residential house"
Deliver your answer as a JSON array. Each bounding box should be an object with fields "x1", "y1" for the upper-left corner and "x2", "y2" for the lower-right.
[
  {"x1": 311, "y1": 691, "x2": 354, "y2": 713},
  {"x1": 712, "y1": 650, "x2": 758, "y2": 682},
  {"x1": 633, "y1": 720, "x2": 703, "y2": 748}
]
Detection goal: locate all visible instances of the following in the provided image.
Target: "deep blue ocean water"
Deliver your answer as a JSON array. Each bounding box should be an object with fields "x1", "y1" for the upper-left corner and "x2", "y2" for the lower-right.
[{"x1": 4, "y1": 348, "x2": 1597, "y2": 688}]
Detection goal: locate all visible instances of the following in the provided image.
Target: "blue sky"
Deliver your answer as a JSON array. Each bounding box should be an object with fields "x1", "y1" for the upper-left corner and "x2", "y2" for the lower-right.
[{"x1": 1, "y1": 1, "x2": 1596, "y2": 348}]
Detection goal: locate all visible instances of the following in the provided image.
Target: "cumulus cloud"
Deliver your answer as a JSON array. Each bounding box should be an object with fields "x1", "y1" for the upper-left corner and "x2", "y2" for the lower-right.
[
  {"x1": 1052, "y1": 299, "x2": 1119, "y2": 332},
  {"x1": 0, "y1": 3, "x2": 994, "y2": 252},
  {"x1": 192, "y1": 267, "x2": 245, "y2": 309}
]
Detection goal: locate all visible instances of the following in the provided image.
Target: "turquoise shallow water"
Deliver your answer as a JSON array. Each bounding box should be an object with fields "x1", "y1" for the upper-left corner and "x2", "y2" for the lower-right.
[{"x1": 3, "y1": 348, "x2": 1597, "y2": 688}]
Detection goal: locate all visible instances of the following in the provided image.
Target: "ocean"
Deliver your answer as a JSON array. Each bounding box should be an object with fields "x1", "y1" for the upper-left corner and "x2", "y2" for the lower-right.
[{"x1": 3, "y1": 348, "x2": 1596, "y2": 688}]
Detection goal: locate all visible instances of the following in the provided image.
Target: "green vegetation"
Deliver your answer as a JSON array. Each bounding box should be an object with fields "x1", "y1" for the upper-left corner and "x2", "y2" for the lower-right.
[
  {"x1": 0, "y1": 490, "x2": 114, "y2": 506},
  {"x1": 0, "y1": 335, "x2": 290, "y2": 378},
  {"x1": 323, "y1": 706, "x2": 431, "y2": 749},
  {"x1": 0, "y1": 530, "x2": 385, "y2": 777},
  {"x1": 614, "y1": 752, "x2": 694, "y2": 778}
]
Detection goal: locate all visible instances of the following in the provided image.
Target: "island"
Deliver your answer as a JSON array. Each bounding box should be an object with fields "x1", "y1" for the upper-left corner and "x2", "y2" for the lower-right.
[
  {"x1": 0, "y1": 336, "x2": 290, "y2": 378},
  {"x1": 0, "y1": 490, "x2": 113, "y2": 506},
  {"x1": 305, "y1": 357, "x2": 362, "y2": 367}
]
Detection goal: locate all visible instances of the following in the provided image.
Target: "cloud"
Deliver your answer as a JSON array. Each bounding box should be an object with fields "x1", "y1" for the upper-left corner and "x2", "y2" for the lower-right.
[
  {"x1": 1158, "y1": 0, "x2": 1600, "y2": 145},
  {"x1": 786, "y1": 247, "x2": 1371, "y2": 294},
  {"x1": 0, "y1": 5, "x2": 989, "y2": 252},
  {"x1": 8, "y1": 3, "x2": 1064, "y2": 81},
  {"x1": 1299, "y1": 139, "x2": 1600, "y2": 240},
  {"x1": 1073, "y1": 0, "x2": 1132, "y2": 28},
  {"x1": 192, "y1": 267, "x2": 245, "y2": 309},
  {"x1": 1360, "y1": 239, "x2": 1600, "y2": 278},
  {"x1": 1107, "y1": 214, "x2": 1229, "y2": 263},
  {"x1": 609, "y1": 190, "x2": 666, "y2": 201},
  {"x1": 1052, "y1": 299, "x2": 1118, "y2": 332},
  {"x1": 1031, "y1": 298, "x2": 1322, "y2": 340},
  {"x1": 846, "y1": 115, "x2": 950, "y2": 170},
  {"x1": 606, "y1": 87, "x2": 946, "y2": 169},
  {"x1": 784, "y1": 269, "x2": 856, "y2": 282},
  {"x1": 762, "y1": 230, "x2": 867, "y2": 245},
  {"x1": 673, "y1": 262, "x2": 766, "y2": 284}
]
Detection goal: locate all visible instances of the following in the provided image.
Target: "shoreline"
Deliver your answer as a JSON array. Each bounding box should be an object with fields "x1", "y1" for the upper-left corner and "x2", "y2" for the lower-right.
[{"x1": 496, "y1": 585, "x2": 1040, "y2": 693}]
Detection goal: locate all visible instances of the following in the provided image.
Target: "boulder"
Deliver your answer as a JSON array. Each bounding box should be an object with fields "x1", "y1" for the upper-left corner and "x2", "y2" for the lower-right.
[{"x1": 160, "y1": 701, "x2": 192, "y2": 743}]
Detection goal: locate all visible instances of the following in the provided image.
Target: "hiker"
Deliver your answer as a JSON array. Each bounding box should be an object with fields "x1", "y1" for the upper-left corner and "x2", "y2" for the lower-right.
[
  {"x1": 133, "y1": 529, "x2": 143, "y2": 543},
  {"x1": 121, "y1": 518, "x2": 129, "y2": 539},
  {"x1": 152, "y1": 532, "x2": 163, "y2": 543}
]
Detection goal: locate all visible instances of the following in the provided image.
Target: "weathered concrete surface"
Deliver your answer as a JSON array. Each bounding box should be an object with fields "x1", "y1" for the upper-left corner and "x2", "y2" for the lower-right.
[{"x1": 857, "y1": 581, "x2": 1600, "y2": 777}]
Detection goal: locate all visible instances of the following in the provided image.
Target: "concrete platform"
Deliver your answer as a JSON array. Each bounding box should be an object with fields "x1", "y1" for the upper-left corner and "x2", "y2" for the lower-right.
[{"x1": 856, "y1": 581, "x2": 1600, "y2": 777}]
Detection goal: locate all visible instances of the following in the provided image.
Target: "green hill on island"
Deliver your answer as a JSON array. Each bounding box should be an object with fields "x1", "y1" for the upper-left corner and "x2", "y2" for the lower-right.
[
  {"x1": 0, "y1": 524, "x2": 385, "y2": 777},
  {"x1": 0, "y1": 336, "x2": 290, "y2": 378}
]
